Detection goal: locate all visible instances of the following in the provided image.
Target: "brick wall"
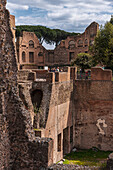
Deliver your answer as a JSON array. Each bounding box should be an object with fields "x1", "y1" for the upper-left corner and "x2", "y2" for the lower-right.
[
  {"x1": 18, "y1": 74, "x2": 75, "y2": 163},
  {"x1": 46, "y1": 22, "x2": 99, "y2": 66},
  {"x1": 17, "y1": 22, "x2": 99, "y2": 67},
  {"x1": 91, "y1": 67, "x2": 112, "y2": 81},
  {"x1": 18, "y1": 70, "x2": 36, "y2": 81},
  {"x1": 74, "y1": 80, "x2": 113, "y2": 151},
  {"x1": 16, "y1": 31, "x2": 46, "y2": 67}
]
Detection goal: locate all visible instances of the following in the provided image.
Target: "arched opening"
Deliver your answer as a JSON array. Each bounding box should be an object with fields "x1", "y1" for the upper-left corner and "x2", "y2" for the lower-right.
[
  {"x1": 68, "y1": 40, "x2": 75, "y2": 49},
  {"x1": 78, "y1": 39, "x2": 83, "y2": 47},
  {"x1": 31, "y1": 89, "x2": 43, "y2": 111},
  {"x1": 31, "y1": 90, "x2": 43, "y2": 128},
  {"x1": 38, "y1": 52, "x2": 43, "y2": 57},
  {"x1": 22, "y1": 51, "x2": 26, "y2": 62},
  {"x1": 29, "y1": 40, "x2": 34, "y2": 48}
]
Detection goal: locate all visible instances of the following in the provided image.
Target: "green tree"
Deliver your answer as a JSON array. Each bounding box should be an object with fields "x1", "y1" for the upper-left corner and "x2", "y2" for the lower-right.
[
  {"x1": 71, "y1": 53, "x2": 93, "y2": 72},
  {"x1": 16, "y1": 25, "x2": 79, "y2": 47},
  {"x1": 90, "y1": 22, "x2": 113, "y2": 70}
]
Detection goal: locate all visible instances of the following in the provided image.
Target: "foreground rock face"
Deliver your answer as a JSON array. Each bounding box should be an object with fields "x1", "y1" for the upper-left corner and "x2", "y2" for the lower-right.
[{"x1": 0, "y1": 0, "x2": 53, "y2": 169}]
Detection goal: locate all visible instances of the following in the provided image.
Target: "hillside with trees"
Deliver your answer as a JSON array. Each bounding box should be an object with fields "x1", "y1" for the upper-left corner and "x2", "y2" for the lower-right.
[{"x1": 16, "y1": 25, "x2": 79, "y2": 47}]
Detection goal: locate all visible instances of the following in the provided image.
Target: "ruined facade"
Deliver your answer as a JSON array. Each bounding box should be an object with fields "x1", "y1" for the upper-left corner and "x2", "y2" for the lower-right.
[
  {"x1": 17, "y1": 22, "x2": 99, "y2": 69},
  {"x1": 16, "y1": 32, "x2": 47, "y2": 69},
  {"x1": 46, "y1": 22, "x2": 99, "y2": 66}
]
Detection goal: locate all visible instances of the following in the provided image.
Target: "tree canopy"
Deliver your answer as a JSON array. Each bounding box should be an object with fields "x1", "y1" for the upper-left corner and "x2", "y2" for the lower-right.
[
  {"x1": 90, "y1": 20, "x2": 113, "y2": 70},
  {"x1": 16, "y1": 25, "x2": 79, "y2": 47},
  {"x1": 71, "y1": 53, "x2": 93, "y2": 72}
]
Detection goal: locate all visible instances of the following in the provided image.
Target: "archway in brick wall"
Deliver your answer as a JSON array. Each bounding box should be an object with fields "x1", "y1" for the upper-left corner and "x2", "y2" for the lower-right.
[{"x1": 31, "y1": 89, "x2": 43, "y2": 128}]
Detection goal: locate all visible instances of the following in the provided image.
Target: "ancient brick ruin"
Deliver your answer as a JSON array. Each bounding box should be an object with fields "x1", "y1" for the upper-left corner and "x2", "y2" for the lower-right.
[
  {"x1": 16, "y1": 22, "x2": 99, "y2": 69},
  {"x1": 0, "y1": 0, "x2": 113, "y2": 169},
  {"x1": 17, "y1": 65, "x2": 113, "y2": 164}
]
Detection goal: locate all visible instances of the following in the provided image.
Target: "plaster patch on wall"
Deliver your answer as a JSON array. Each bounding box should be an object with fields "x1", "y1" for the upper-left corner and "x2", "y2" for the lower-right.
[{"x1": 96, "y1": 119, "x2": 107, "y2": 135}]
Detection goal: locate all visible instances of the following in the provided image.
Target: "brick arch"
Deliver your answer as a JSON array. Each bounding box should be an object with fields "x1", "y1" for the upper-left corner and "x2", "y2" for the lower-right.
[
  {"x1": 29, "y1": 40, "x2": 34, "y2": 48},
  {"x1": 68, "y1": 40, "x2": 75, "y2": 49},
  {"x1": 78, "y1": 39, "x2": 83, "y2": 47},
  {"x1": 31, "y1": 89, "x2": 44, "y2": 128},
  {"x1": 31, "y1": 89, "x2": 43, "y2": 110}
]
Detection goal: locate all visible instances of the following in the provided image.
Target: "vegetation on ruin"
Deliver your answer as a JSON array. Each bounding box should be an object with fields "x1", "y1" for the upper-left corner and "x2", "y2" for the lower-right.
[
  {"x1": 90, "y1": 19, "x2": 113, "y2": 70},
  {"x1": 16, "y1": 25, "x2": 79, "y2": 47},
  {"x1": 63, "y1": 149, "x2": 112, "y2": 168},
  {"x1": 71, "y1": 53, "x2": 94, "y2": 72},
  {"x1": 33, "y1": 104, "x2": 45, "y2": 128}
]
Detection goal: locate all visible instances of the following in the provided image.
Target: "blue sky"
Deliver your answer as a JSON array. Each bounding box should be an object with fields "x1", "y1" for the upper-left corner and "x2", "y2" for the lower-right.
[{"x1": 6, "y1": 0, "x2": 113, "y2": 49}]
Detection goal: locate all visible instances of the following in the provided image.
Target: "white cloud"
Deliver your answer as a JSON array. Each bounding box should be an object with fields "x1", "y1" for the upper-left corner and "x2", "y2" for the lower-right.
[
  {"x1": 6, "y1": 2, "x2": 29, "y2": 13},
  {"x1": 7, "y1": 0, "x2": 113, "y2": 33}
]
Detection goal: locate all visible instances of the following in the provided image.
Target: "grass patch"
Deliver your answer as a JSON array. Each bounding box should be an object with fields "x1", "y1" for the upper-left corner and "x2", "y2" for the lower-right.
[{"x1": 63, "y1": 149, "x2": 112, "y2": 168}]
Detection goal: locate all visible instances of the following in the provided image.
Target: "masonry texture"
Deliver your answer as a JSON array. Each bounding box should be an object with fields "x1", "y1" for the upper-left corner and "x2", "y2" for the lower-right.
[
  {"x1": 74, "y1": 80, "x2": 113, "y2": 151},
  {"x1": 16, "y1": 22, "x2": 99, "y2": 69},
  {"x1": 0, "y1": 1, "x2": 53, "y2": 169},
  {"x1": 18, "y1": 67, "x2": 113, "y2": 164},
  {"x1": 46, "y1": 22, "x2": 99, "y2": 66},
  {"x1": 0, "y1": 0, "x2": 113, "y2": 169},
  {"x1": 18, "y1": 67, "x2": 77, "y2": 163},
  {"x1": 16, "y1": 31, "x2": 47, "y2": 69}
]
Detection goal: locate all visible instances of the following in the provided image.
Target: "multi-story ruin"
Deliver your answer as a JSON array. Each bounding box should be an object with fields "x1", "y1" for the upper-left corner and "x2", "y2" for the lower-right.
[
  {"x1": 16, "y1": 22, "x2": 99, "y2": 69},
  {"x1": 16, "y1": 32, "x2": 47, "y2": 69},
  {"x1": 0, "y1": 0, "x2": 113, "y2": 169},
  {"x1": 46, "y1": 22, "x2": 99, "y2": 66}
]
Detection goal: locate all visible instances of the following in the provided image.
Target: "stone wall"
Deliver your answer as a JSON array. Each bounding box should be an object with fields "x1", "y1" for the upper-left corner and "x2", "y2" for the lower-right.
[
  {"x1": 44, "y1": 80, "x2": 74, "y2": 163},
  {"x1": 91, "y1": 67, "x2": 112, "y2": 81},
  {"x1": 74, "y1": 80, "x2": 113, "y2": 151},
  {"x1": 18, "y1": 66, "x2": 113, "y2": 163},
  {"x1": 10, "y1": 15, "x2": 15, "y2": 43},
  {"x1": 0, "y1": 1, "x2": 53, "y2": 169},
  {"x1": 18, "y1": 70, "x2": 36, "y2": 82},
  {"x1": 18, "y1": 67, "x2": 77, "y2": 163}
]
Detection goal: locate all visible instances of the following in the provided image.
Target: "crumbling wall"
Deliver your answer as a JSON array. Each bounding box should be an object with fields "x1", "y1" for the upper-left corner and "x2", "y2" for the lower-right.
[
  {"x1": 16, "y1": 31, "x2": 46, "y2": 68},
  {"x1": 18, "y1": 75, "x2": 75, "y2": 163},
  {"x1": 45, "y1": 22, "x2": 99, "y2": 66},
  {"x1": 0, "y1": 1, "x2": 53, "y2": 169},
  {"x1": 43, "y1": 80, "x2": 75, "y2": 163},
  {"x1": 74, "y1": 80, "x2": 113, "y2": 151},
  {"x1": 91, "y1": 67, "x2": 112, "y2": 81}
]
